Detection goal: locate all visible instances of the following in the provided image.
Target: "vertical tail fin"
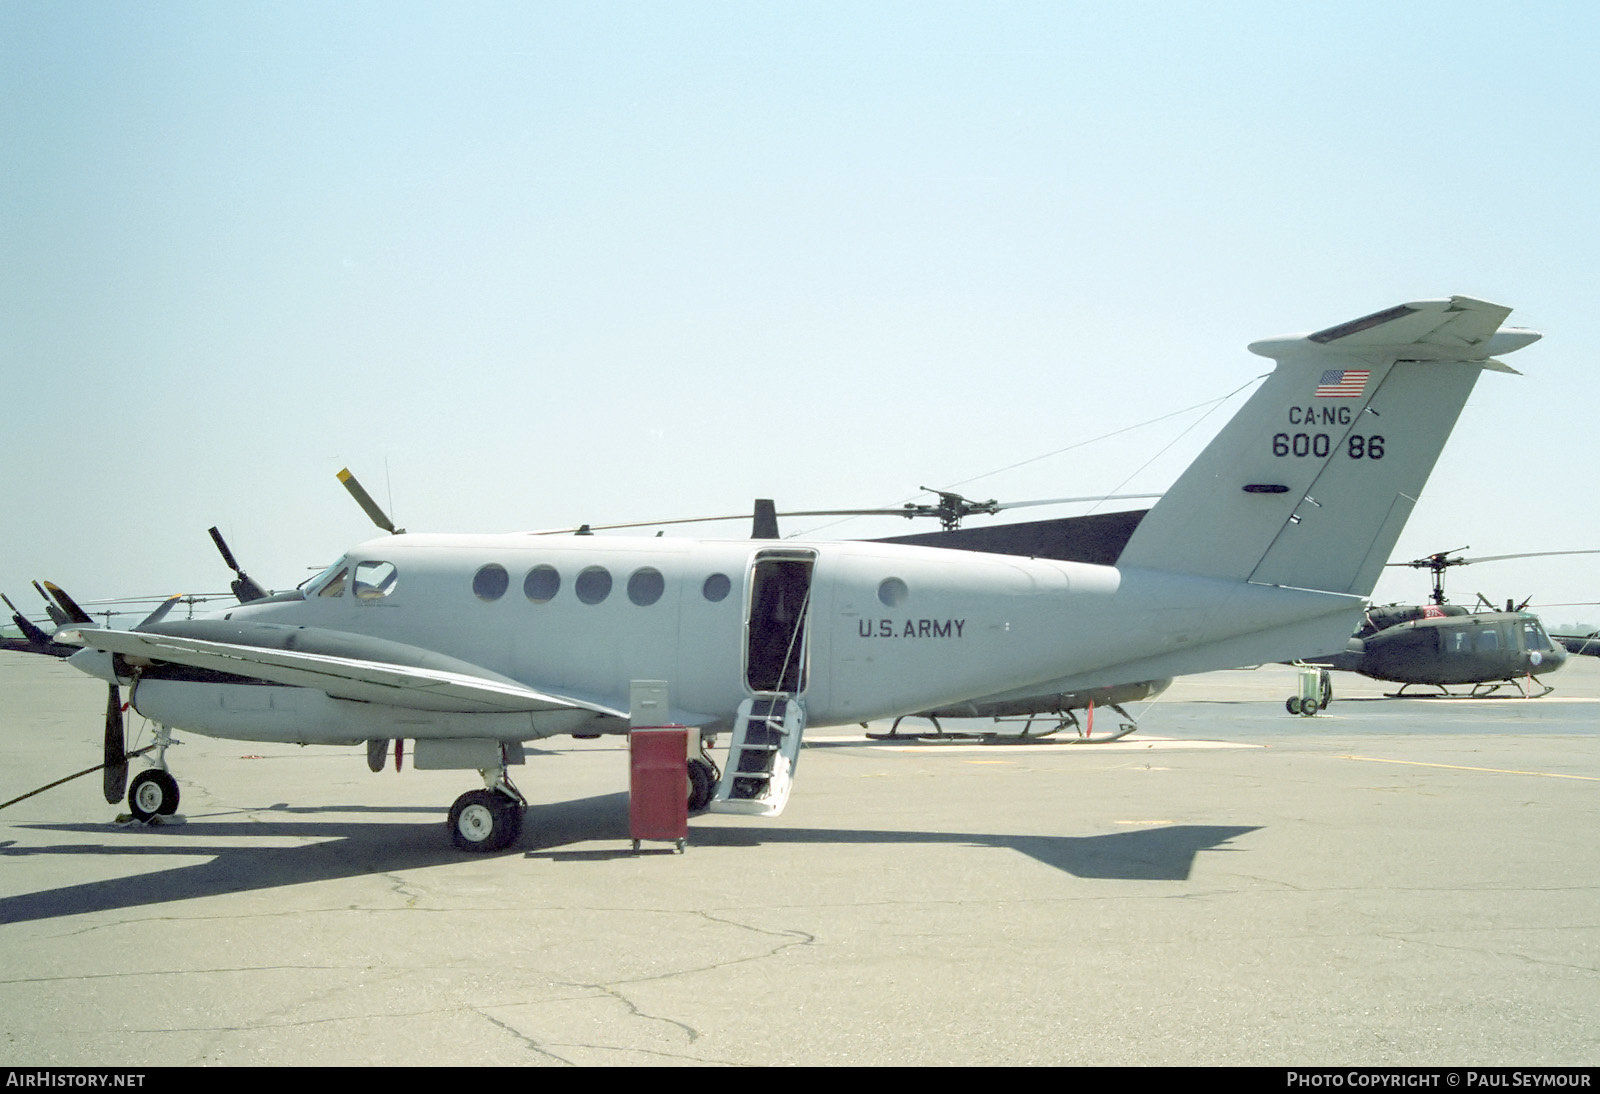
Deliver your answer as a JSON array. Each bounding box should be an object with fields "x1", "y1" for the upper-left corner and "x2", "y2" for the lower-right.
[{"x1": 1117, "y1": 296, "x2": 1539, "y2": 596}]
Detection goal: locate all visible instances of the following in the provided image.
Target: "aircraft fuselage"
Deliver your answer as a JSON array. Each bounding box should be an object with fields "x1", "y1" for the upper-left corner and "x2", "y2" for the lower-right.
[{"x1": 97, "y1": 531, "x2": 1364, "y2": 745}]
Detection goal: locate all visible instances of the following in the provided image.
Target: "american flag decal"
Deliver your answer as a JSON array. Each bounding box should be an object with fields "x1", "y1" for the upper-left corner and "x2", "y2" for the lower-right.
[{"x1": 1315, "y1": 368, "x2": 1369, "y2": 398}]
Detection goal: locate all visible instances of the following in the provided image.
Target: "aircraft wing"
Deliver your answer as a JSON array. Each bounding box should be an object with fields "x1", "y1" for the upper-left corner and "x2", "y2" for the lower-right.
[{"x1": 62, "y1": 627, "x2": 625, "y2": 717}]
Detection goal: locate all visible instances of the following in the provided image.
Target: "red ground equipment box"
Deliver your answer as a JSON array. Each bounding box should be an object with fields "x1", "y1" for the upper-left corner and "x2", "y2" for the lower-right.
[{"x1": 629, "y1": 726, "x2": 688, "y2": 853}]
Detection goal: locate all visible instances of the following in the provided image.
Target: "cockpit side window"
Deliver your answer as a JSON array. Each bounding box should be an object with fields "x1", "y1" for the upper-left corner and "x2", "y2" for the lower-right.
[
  {"x1": 317, "y1": 568, "x2": 349, "y2": 598},
  {"x1": 354, "y1": 561, "x2": 398, "y2": 600}
]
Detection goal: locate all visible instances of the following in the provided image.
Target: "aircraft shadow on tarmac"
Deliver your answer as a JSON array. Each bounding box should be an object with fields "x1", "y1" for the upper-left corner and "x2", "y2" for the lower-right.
[{"x1": 0, "y1": 791, "x2": 1258, "y2": 926}]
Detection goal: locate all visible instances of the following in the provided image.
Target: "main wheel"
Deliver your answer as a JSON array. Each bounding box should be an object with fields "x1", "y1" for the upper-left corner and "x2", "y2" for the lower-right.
[
  {"x1": 128, "y1": 769, "x2": 180, "y2": 822},
  {"x1": 1285, "y1": 697, "x2": 1302, "y2": 715},
  {"x1": 448, "y1": 790, "x2": 523, "y2": 853},
  {"x1": 687, "y1": 757, "x2": 718, "y2": 812}
]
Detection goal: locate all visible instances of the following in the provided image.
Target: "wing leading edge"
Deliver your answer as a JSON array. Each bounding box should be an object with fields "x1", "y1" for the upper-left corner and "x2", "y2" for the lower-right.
[{"x1": 62, "y1": 626, "x2": 625, "y2": 718}]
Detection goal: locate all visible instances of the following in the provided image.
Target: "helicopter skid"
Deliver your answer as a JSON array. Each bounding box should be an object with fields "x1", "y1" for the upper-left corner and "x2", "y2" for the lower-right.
[
  {"x1": 1385, "y1": 680, "x2": 1554, "y2": 699},
  {"x1": 868, "y1": 707, "x2": 1140, "y2": 745}
]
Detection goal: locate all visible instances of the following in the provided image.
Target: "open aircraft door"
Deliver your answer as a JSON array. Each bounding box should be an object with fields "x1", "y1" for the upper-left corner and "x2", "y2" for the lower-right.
[{"x1": 711, "y1": 549, "x2": 814, "y2": 816}]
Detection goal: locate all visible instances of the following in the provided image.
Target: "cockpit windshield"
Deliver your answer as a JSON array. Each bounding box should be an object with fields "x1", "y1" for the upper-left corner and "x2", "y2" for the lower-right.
[
  {"x1": 301, "y1": 558, "x2": 350, "y2": 597},
  {"x1": 1521, "y1": 617, "x2": 1554, "y2": 652}
]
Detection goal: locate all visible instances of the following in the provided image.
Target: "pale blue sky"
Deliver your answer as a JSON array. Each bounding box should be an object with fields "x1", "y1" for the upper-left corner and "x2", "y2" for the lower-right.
[{"x1": 4, "y1": 1, "x2": 1598, "y2": 623}]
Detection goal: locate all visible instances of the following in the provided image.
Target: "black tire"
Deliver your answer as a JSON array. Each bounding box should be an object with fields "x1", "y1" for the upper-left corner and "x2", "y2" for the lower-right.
[
  {"x1": 128, "y1": 769, "x2": 180, "y2": 822},
  {"x1": 687, "y1": 758, "x2": 718, "y2": 812},
  {"x1": 1285, "y1": 697, "x2": 1302, "y2": 715},
  {"x1": 448, "y1": 790, "x2": 523, "y2": 853}
]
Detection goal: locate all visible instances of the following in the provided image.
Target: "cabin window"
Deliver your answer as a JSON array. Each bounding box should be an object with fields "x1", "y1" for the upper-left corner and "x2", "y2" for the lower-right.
[
  {"x1": 878, "y1": 577, "x2": 908, "y2": 607},
  {"x1": 702, "y1": 573, "x2": 731, "y2": 602},
  {"x1": 473, "y1": 564, "x2": 510, "y2": 601},
  {"x1": 1475, "y1": 627, "x2": 1501, "y2": 652},
  {"x1": 354, "y1": 561, "x2": 398, "y2": 600},
  {"x1": 317, "y1": 568, "x2": 348, "y2": 598},
  {"x1": 524, "y1": 565, "x2": 560, "y2": 603},
  {"x1": 627, "y1": 567, "x2": 664, "y2": 606},
  {"x1": 575, "y1": 566, "x2": 612, "y2": 605}
]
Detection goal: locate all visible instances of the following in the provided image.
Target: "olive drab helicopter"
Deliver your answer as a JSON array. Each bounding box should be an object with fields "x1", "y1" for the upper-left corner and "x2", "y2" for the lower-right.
[
  {"x1": 1290, "y1": 546, "x2": 1600, "y2": 710},
  {"x1": 5, "y1": 295, "x2": 1546, "y2": 853}
]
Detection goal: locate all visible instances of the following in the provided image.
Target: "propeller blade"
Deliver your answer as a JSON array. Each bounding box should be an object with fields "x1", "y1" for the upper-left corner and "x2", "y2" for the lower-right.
[
  {"x1": 103, "y1": 684, "x2": 127, "y2": 805},
  {"x1": 32, "y1": 581, "x2": 67, "y2": 626},
  {"x1": 42, "y1": 581, "x2": 93, "y2": 624},
  {"x1": 4, "y1": 593, "x2": 53, "y2": 646},
  {"x1": 337, "y1": 468, "x2": 403, "y2": 534},
  {"x1": 136, "y1": 595, "x2": 183, "y2": 629}
]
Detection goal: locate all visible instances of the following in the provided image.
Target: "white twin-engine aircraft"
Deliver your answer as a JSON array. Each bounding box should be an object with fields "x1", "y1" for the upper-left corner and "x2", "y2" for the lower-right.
[{"x1": 60, "y1": 296, "x2": 1540, "y2": 851}]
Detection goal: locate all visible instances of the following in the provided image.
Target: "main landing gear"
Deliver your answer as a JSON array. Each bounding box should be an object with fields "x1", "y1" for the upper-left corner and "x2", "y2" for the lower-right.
[
  {"x1": 688, "y1": 752, "x2": 719, "y2": 813},
  {"x1": 447, "y1": 747, "x2": 718, "y2": 852},
  {"x1": 448, "y1": 752, "x2": 527, "y2": 853},
  {"x1": 448, "y1": 788, "x2": 524, "y2": 852}
]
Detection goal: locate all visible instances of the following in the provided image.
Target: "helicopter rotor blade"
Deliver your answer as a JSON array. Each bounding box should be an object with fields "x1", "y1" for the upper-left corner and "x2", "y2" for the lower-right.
[
  {"x1": 988, "y1": 493, "x2": 1163, "y2": 511},
  {"x1": 207, "y1": 527, "x2": 269, "y2": 603},
  {"x1": 1454, "y1": 549, "x2": 1600, "y2": 566},
  {"x1": 525, "y1": 492, "x2": 1165, "y2": 537}
]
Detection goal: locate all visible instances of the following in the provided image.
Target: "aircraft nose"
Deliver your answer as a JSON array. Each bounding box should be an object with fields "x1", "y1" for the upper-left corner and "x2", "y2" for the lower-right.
[{"x1": 1531, "y1": 641, "x2": 1567, "y2": 674}]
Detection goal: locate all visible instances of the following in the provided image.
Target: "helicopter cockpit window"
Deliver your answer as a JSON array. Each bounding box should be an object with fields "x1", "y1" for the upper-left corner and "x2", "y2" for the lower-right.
[
  {"x1": 354, "y1": 561, "x2": 398, "y2": 600},
  {"x1": 316, "y1": 567, "x2": 349, "y2": 598},
  {"x1": 1522, "y1": 620, "x2": 1553, "y2": 651}
]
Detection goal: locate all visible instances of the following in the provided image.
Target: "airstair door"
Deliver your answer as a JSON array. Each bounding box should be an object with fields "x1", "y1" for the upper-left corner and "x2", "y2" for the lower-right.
[
  {"x1": 744, "y1": 550, "x2": 813, "y2": 694},
  {"x1": 709, "y1": 695, "x2": 808, "y2": 817}
]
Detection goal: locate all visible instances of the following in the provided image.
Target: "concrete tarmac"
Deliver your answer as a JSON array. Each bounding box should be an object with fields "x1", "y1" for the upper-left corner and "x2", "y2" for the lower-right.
[{"x1": 2, "y1": 652, "x2": 1597, "y2": 1066}]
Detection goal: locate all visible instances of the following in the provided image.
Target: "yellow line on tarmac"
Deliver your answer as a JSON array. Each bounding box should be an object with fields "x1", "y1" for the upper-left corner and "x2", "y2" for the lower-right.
[{"x1": 1340, "y1": 755, "x2": 1599, "y2": 781}]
